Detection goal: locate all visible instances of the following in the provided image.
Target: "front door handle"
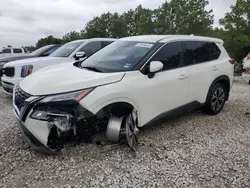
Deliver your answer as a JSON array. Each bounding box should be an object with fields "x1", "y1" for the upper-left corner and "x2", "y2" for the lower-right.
[
  {"x1": 212, "y1": 66, "x2": 218, "y2": 71},
  {"x1": 179, "y1": 74, "x2": 188, "y2": 80}
]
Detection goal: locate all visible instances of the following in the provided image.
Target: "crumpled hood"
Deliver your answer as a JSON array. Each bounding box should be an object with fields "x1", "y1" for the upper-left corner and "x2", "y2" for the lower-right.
[
  {"x1": 19, "y1": 63, "x2": 125, "y2": 95},
  {"x1": 3, "y1": 56, "x2": 66, "y2": 67}
]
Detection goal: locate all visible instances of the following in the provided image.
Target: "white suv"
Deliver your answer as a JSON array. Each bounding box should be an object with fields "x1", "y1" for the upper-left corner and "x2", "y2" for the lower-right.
[
  {"x1": 2, "y1": 38, "x2": 115, "y2": 95},
  {"x1": 0, "y1": 47, "x2": 26, "y2": 58},
  {"x1": 13, "y1": 35, "x2": 234, "y2": 154}
]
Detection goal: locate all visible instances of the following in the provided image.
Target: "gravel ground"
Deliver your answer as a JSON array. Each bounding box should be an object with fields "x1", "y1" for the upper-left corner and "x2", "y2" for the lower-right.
[{"x1": 0, "y1": 77, "x2": 250, "y2": 188}]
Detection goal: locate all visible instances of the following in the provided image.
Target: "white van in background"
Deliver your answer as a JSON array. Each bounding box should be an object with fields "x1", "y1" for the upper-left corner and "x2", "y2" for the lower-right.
[{"x1": 0, "y1": 47, "x2": 26, "y2": 58}]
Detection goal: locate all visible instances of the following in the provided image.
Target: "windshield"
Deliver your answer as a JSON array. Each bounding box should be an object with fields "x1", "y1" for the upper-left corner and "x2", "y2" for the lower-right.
[
  {"x1": 30, "y1": 45, "x2": 53, "y2": 56},
  {"x1": 82, "y1": 41, "x2": 154, "y2": 72},
  {"x1": 50, "y1": 41, "x2": 84, "y2": 57}
]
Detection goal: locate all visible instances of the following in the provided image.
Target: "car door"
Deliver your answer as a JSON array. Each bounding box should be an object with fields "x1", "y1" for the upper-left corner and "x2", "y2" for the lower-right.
[
  {"x1": 183, "y1": 41, "x2": 222, "y2": 104},
  {"x1": 135, "y1": 42, "x2": 189, "y2": 125}
]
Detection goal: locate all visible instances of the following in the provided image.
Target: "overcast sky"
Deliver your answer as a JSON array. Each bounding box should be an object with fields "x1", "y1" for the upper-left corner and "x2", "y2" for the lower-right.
[{"x1": 0, "y1": 0, "x2": 236, "y2": 49}]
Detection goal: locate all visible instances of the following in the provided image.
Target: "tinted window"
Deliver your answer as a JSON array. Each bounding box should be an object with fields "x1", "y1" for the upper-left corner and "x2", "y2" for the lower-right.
[
  {"x1": 183, "y1": 41, "x2": 221, "y2": 66},
  {"x1": 42, "y1": 46, "x2": 60, "y2": 56},
  {"x1": 13, "y1": 48, "x2": 22, "y2": 53},
  {"x1": 151, "y1": 42, "x2": 181, "y2": 71},
  {"x1": 2, "y1": 49, "x2": 11, "y2": 53},
  {"x1": 79, "y1": 42, "x2": 102, "y2": 57},
  {"x1": 30, "y1": 45, "x2": 53, "y2": 56},
  {"x1": 101, "y1": 41, "x2": 113, "y2": 48}
]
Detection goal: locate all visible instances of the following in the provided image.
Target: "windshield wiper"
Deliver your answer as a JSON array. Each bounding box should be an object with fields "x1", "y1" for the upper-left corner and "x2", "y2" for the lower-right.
[{"x1": 82, "y1": 66, "x2": 103, "y2": 73}]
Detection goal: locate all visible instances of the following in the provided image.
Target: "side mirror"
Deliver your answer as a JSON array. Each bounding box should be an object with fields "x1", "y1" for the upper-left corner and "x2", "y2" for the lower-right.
[
  {"x1": 148, "y1": 61, "x2": 163, "y2": 78},
  {"x1": 75, "y1": 51, "x2": 86, "y2": 60}
]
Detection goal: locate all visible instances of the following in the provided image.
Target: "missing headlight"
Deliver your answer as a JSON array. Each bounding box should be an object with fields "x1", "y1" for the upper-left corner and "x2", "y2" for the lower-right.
[{"x1": 47, "y1": 113, "x2": 73, "y2": 132}]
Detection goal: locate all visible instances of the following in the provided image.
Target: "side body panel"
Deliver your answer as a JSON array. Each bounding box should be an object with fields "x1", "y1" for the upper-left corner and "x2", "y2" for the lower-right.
[{"x1": 80, "y1": 70, "x2": 189, "y2": 127}]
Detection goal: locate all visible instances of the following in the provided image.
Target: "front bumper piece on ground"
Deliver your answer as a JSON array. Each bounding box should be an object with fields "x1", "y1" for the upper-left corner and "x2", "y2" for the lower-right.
[{"x1": 17, "y1": 119, "x2": 58, "y2": 155}]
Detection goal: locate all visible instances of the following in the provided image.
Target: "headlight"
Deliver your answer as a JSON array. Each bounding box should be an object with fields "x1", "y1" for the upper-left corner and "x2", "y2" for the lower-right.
[
  {"x1": 21, "y1": 65, "x2": 33, "y2": 77},
  {"x1": 0, "y1": 61, "x2": 8, "y2": 66},
  {"x1": 30, "y1": 89, "x2": 94, "y2": 121},
  {"x1": 40, "y1": 88, "x2": 94, "y2": 103}
]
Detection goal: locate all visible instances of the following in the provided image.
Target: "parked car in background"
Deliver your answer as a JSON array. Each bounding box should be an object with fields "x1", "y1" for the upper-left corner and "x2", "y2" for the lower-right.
[
  {"x1": 0, "y1": 47, "x2": 26, "y2": 58},
  {"x1": 13, "y1": 35, "x2": 234, "y2": 154},
  {"x1": 0, "y1": 44, "x2": 61, "y2": 81},
  {"x1": 1, "y1": 38, "x2": 115, "y2": 95},
  {"x1": 242, "y1": 52, "x2": 250, "y2": 72}
]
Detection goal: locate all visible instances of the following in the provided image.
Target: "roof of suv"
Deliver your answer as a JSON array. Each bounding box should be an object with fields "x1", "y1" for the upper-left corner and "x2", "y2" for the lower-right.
[
  {"x1": 68, "y1": 38, "x2": 116, "y2": 44},
  {"x1": 119, "y1": 35, "x2": 223, "y2": 44}
]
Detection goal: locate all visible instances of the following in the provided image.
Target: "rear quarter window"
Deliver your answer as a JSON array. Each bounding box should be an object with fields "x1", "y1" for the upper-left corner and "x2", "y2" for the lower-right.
[
  {"x1": 13, "y1": 48, "x2": 23, "y2": 53},
  {"x1": 183, "y1": 41, "x2": 221, "y2": 66}
]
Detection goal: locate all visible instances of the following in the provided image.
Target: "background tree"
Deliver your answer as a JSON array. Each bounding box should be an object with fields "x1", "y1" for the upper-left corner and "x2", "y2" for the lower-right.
[
  {"x1": 22, "y1": 45, "x2": 36, "y2": 52},
  {"x1": 18, "y1": 0, "x2": 249, "y2": 60},
  {"x1": 155, "y1": 0, "x2": 214, "y2": 35},
  {"x1": 36, "y1": 35, "x2": 62, "y2": 48},
  {"x1": 219, "y1": 0, "x2": 250, "y2": 61},
  {"x1": 62, "y1": 31, "x2": 82, "y2": 42}
]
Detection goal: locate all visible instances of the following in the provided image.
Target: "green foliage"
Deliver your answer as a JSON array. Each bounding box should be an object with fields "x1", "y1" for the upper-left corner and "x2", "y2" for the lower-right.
[
  {"x1": 36, "y1": 35, "x2": 63, "y2": 48},
  {"x1": 154, "y1": 0, "x2": 213, "y2": 35},
  {"x1": 22, "y1": 45, "x2": 36, "y2": 52},
  {"x1": 26, "y1": 0, "x2": 250, "y2": 61},
  {"x1": 219, "y1": 0, "x2": 250, "y2": 61},
  {"x1": 62, "y1": 31, "x2": 83, "y2": 43}
]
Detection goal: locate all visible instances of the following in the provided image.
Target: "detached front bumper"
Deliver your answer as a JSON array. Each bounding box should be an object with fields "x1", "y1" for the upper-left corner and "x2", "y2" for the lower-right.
[
  {"x1": 13, "y1": 91, "x2": 58, "y2": 154},
  {"x1": 17, "y1": 118, "x2": 57, "y2": 155}
]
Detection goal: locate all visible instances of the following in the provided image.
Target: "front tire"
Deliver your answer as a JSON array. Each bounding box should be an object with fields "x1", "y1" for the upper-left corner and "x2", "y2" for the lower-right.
[{"x1": 203, "y1": 83, "x2": 227, "y2": 115}]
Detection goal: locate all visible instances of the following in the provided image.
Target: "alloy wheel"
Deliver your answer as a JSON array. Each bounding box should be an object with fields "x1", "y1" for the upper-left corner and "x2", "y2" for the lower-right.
[
  {"x1": 211, "y1": 87, "x2": 225, "y2": 112},
  {"x1": 125, "y1": 110, "x2": 139, "y2": 151}
]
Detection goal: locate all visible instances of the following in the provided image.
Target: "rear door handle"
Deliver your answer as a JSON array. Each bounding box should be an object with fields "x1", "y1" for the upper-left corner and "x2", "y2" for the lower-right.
[
  {"x1": 212, "y1": 66, "x2": 218, "y2": 71},
  {"x1": 179, "y1": 74, "x2": 188, "y2": 80}
]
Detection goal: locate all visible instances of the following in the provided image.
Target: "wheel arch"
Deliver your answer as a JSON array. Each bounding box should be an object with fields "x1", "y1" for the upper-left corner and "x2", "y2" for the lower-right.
[
  {"x1": 206, "y1": 75, "x2": 231, "y2": 102},
  {"x1": 94, "y1": 98, "x2": 140, "y2": 120}
]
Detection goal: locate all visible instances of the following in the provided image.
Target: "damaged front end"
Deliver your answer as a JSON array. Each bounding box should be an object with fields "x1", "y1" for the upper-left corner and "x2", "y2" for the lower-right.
[{"x1": 14, "y1": 86, "x2": 108, "y2": 153}]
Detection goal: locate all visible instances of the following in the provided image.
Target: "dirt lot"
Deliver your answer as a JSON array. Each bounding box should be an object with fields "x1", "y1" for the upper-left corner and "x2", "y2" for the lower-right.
[{"x1": 0, "y1": 77, "x2": 250, "y2": 188}]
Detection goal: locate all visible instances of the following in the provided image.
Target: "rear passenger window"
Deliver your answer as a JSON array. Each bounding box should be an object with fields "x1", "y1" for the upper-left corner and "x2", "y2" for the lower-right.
[
  {"x1": 151, "y1": 42, "x2": 181, "y2": 71},
  {"x1": 183, "y1": 41, "x2": 221, "y2": 66},
  {"x1": 13, "y1": 48, "x2": 22, "y2": 53},
  {"x1": 2, "y1": 49, "x2": 11, "y2": 53}
]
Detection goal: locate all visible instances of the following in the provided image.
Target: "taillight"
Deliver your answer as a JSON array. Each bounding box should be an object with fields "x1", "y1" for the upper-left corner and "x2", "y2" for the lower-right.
[{"x1": 229, "y1": 59, "x2": 235, "y2": 65}]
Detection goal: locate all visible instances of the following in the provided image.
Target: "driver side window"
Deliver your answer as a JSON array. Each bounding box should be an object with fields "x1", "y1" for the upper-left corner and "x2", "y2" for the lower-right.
[
  {"x1": 151, "y1": 42, "x2": 182, "y2": 71},
  {"x1": 79, "y1": 42, "x2": 102, "y2": 57}
]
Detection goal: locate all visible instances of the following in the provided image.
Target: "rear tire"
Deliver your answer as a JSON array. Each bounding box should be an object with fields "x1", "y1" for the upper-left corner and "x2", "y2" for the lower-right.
[{"x1": 203, "y1": 83, "x2": 227, "y2": 115}]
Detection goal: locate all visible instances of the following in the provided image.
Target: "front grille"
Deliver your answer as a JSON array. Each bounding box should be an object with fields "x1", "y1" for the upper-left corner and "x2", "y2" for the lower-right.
[
  {"x1": 14, "y1": 85, "x2": 32, "y2": 111},
  {"x1": 3, "y1": 67, "x2": 15, "y2": 77}
]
